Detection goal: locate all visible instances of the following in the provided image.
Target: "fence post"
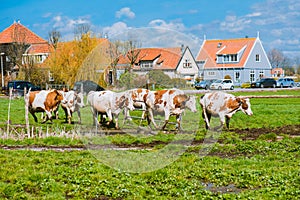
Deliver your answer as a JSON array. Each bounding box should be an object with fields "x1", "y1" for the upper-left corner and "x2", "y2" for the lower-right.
[
  {"x1": 24, "y1": 88, "x2": 30, "y2": 138},
  {"x1": 6, "y1": 87, "x2": 12, "y2": 138}
]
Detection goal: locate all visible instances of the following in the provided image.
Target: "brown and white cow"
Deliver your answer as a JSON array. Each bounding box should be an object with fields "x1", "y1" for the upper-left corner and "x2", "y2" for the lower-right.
[
  {"x1": 124, "y1": 88, "x2": 155, "y2": 123},
  {"x1": 200, "y1": 91, "x2": 253, "y2": 130},
  {"x1": 27, "y1": 89, "x2": 65, "y2": 123},
  {"x1": 147, "y1": 89, "x2": 197, "y2": 130},
  {"x1": 60, "y1": 90, "x2": 85, "y2": 124},
  {"x1": 87, "y1": 90, "x2": 135, "y2": 129}
]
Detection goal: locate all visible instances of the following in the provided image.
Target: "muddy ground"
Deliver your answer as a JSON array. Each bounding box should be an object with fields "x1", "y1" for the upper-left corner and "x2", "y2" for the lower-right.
[{"x1": 1, "y1": 124, "x2": 299, "y2": 153}]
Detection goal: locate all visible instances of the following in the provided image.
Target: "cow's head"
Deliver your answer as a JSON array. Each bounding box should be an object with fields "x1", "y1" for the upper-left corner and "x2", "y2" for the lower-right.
[
  {"x1": 76, "y1": 92, "x2": 85, "y2": 108},
  {"x1": 237, "y1": 97, "x2": 253, "y2": 116},
  {"x1": 118, "y1": 91, "x2": 135, "y2": 111},
  {"x1": 53, "y1": 89, "x2": 65, "y2": 103},
  {"x1": 55, "y1": 90, "x2": 67, "y2": 104}
]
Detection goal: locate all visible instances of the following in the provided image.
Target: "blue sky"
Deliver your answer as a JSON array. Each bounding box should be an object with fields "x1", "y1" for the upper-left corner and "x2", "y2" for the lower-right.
[{"x1": 1, "y1": 0, "x2": 300, "y2": 58}]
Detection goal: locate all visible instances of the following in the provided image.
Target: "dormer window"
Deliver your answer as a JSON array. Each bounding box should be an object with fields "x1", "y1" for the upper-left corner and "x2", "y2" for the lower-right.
[
  {"x1": 216, "y1": 54, "x2": 238, "y2": 63},
  {"x1": 140, "y1": 61, "x2": 153, "y2": 68}
]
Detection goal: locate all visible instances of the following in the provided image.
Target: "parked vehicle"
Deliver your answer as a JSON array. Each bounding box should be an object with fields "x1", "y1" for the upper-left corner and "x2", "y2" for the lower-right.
[
  {"x1": 194, "y1": 79, "x2": 216, "y2": 90},
  {"x1": 276, "y1": 78, "x2": 295, "y2": 88},
  {"x1": 210, "y1": 79, "x2": 234, "y2": 90},
  {"x1": 251, "y1": 78, "x2": 277, "y2": 88},
  {"x1": 73, "y1": 80, "x2": 105, "y2": 94},
  {"x1": 5, "y1": 80, "x2": 41, "y2": 96}
]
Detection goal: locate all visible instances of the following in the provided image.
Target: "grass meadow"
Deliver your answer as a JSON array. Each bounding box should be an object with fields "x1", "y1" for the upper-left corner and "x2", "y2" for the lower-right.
[{"x1": 0, "y1": 89, "x2": 299, "y2": 199}]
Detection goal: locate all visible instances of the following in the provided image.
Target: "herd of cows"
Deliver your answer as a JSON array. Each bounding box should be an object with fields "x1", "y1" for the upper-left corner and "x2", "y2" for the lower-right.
[{"x1": 25, "y1": 88, "x2": 253, "y2": 131}]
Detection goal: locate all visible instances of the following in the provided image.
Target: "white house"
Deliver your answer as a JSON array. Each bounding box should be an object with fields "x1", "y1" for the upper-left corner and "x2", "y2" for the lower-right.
[{"x1": 117, "y1": 46, "x2": 199, "y2": 84}]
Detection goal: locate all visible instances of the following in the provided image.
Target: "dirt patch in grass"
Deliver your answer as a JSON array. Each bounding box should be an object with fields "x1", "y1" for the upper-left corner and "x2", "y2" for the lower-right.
[{"x1": 231, "y1": 124, "x2": 300, "y2": 140}]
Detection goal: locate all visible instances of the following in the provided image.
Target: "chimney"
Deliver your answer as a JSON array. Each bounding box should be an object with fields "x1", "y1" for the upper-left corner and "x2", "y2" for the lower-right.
[{"x1": 181, "y1": 44, "x2": 185, "y2": 54}]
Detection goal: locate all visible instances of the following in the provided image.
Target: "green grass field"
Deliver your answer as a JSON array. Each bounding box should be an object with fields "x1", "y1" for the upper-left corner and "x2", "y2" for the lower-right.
[{"x1": 0, "y1": 90, "x2": 299, "y2": 199}]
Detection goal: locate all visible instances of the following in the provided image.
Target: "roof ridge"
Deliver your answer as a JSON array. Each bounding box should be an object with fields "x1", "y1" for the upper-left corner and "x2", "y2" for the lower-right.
[
  {"x1": 0, "y1": 21, "x2": 47, "y2": 44},
  {"x1": 207, "y1": 37, "x2": 256, "y2": 42}
]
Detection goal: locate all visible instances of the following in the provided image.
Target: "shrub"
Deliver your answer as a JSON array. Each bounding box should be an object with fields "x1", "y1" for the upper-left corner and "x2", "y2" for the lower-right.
[
  {"x1": 241, "y1": 82, "x2": 251, "y2": 88},
  {"x1": 224, "y1": 74, "x2": 232, "y2": 80}
]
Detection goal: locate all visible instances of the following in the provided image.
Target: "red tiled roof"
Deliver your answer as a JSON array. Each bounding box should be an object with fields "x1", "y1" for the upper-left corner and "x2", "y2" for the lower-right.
[
  {"x1": 0, "y1": 21, "x2": 47, "y2": 44},
  {"x1": 196, "y1": 37, "x2": 256, "y2": 68},
  {"x1": 118, "y1": 47, "x2": 182, "y2": 70},
  {"x1": 27, "y1": 43, "x2": 52, "y2": 54}
]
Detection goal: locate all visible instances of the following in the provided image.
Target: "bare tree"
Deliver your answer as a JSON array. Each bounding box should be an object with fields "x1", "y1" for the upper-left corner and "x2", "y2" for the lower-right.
[
  {"x1": 48, "y1": 29, "x2": 61, "y2": 50},
  {"x1": 267, "y1": 48, "x2": 285, "y2": 68},
  {"x1": 106, "y1": 41, "x2": 120, "y2": 86},
  {"x1": 126, "y1": 40, "x2": 142, "y2": 72},
  {"x1": 74, "y1": 23, "x2": 91, "y2": 40}
]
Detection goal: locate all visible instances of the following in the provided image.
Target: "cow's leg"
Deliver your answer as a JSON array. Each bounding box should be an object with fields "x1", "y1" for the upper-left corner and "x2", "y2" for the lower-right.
[
  {"x1": 225, "y1": 116, "x2": 231, "y2": 129},
  {"x1": 65, "y1": 107, "x2": 72, "y2": 124},
  {"x1": 42, "y1": 110, "x2": 52, "y2": 123},
  {"x1": 161, "y1": 111, "x2": 170, "y2": 130},
  {"x1": 115, "y1": 114, "x2": 120, "y2": 129},
  {"x1": 122, "y1": 108, "x2": 132, "y2": 126},
  {"x1": 175, "y1": 114, "x2": 182, "y2": 131},
  {"x1": 29, "y1": 109, "x2": 38, "y2": 123},
  {"x1": 147, "y1": 109, "x2": 159, "y2": 129},
  {"x1": 62, "y1": 107, "x2": 69, "y2": 122},
  {"x1": 100, "y1": 113, "x2": 106, "y2": 124},
  {"x1": 106, "y1": 110, "x2": 113, "y2": 127},
  {"x1": 125, "y1": 108, "x2": 132, "y2": 121},
  {"x1": 77, "y1": 110, "x2": 81, "y2": 124},
  {"x1": 213, "y1": 114, "x2": 225, "y2": 131},
  {"x1": 54, "y1": 105, "x2": 60, "y2": 119},
  {"x1": 91, "y1": 107, "x2": 98, "y2": 126},
  {"x1": 68, "y1": 111, "x2": 72, "y2": 124}
]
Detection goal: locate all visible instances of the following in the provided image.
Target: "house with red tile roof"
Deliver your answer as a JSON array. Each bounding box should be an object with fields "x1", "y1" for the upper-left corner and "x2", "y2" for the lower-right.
[
  {"x1": 196, "y1": 35, "x2": 272, "y2": 84},
  {"x1": 0, "y1": 21, "x2": 51, "y2": 84},
  {"x1": 117, "y1": 46, "x2": 198, "y2": 83},
  {"x1": 271, "y1": 68, "x2": 285, "y2": 78}
]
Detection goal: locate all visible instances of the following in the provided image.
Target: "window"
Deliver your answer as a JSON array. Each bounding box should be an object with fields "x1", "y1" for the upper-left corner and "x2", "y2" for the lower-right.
[
  {"x1": 217, "y1": 54, "x2": 238, "y2": 63},
  {"x1": 250, "y1": 70, "x2": 255, "y2": 82},
  {"x1": 235, "y1": 71, "x2": 240, "y2": 82},
  {"x1": 231, "y1": 54, "x2": 237, "y2": 62},
  {"x1": 183, "y1": 59, "x2": 192, "y2": 68},
  {"x1": 208, "y1": 71, "x2": 215, "y2": 76},
  {"x1": 259, "y1": 70, "x2": 264, "y2": 78},
  {"x1": 141, "y1": 61, "x2": 153, "y2": 68},
  {"x1": 256, "y1": 54, "x2": 260, "y2": 62},
  {"x1": 224, "y1": 55, "x2": 229, "y2": 62},
  {"x1": 35, "y1": 55, "x2": 43, "y2": 63}
]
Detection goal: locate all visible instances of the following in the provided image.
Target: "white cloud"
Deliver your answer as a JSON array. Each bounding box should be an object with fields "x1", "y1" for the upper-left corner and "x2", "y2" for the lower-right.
[
  {"x1": 115, "y1": 7, "x2": 135, "y2": 19},
  {"x1": 246, "y1": 12, "x2": 261, "y2": 18},
  {"x1": 42, "y1": 12, "x2": 52, "y2": 18},
  {"x1": 41, "y1": 14, "x2": 92, "y2": 40},
  {"x1": 102, "y1": 22, "x2": 131, "y2": 38},
  {"x1": 148, "y1": 19, "x2": 186, "y2": 31},
  {"x1": 220, "y1": 15, "x2": 252, "y2": 32}
]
